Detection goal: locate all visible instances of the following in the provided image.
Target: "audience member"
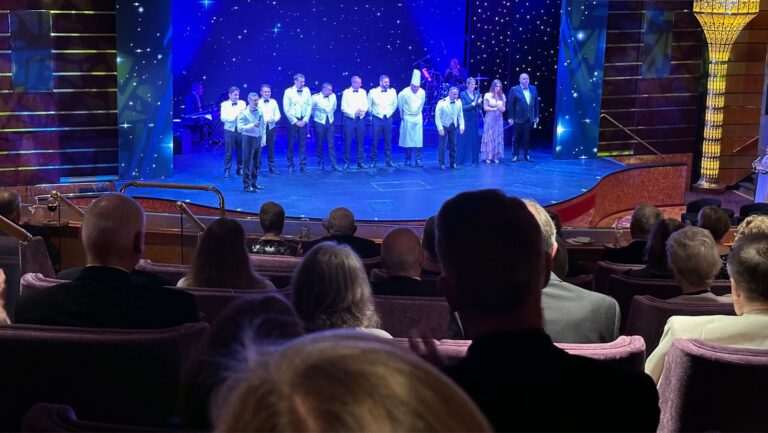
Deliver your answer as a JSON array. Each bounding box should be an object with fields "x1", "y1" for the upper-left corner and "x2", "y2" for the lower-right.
[
  {"x1": 0, "y1": 188, "x2": 60, "y2": 266},
  {"x1": 301, "y1": 207, "x2": 379, "y2": 258},
  {"x1": 14, "y1": 193, "x2": 200, "y2": 328},
  {"x1": 0, "y1": 269, "x2": 7, "y2": 324},
  {"x1": 624, "y1": 218, "x2": 684, "y2": 279},
  {"x1": 373, "y1": 227, "x2": 440, "y2": 297},
  {"x1": 436, "y1": 189, "x2": 659, "y2": 432},
  {"x1": 665, "y1": 227, "x2": 730, "y2": 303},
  {"x1": 178, "y1": 217, "x2": 274, "y2": 291},
  {"x1": 212, "y1": 330, "x2": 491, "y2": 432},
  {"x1": 525, "y1": 199, "x2": 620, "y2": 343},
  {"x1": 420, "y1": 215, "x2": 441, "y2": 275},
  {"x1": 603, "y1": 203, "x2": 662, "y2": 264},
  {"x1": 734, "y1": 214, "x2": 768, "y2": 241},
  {"x1": 249, "y1": 201, "x2": 299, "y2": 256},
  {"x1": 183, "y1": 294, "x2": 304, "y2": 429},
  {"x1": 291, "y1": 242, "x2": 389, "y2": 336},
  {"x1": 697, "y1": 205, "x2": 732, "y2": 279},
  {"x1": 646, "y1": 234, "x2": 768, "y2": 383}
]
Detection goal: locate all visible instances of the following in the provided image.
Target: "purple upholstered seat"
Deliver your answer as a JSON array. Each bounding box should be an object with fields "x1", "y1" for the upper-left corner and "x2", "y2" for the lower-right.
[
  {"x1": 0, "y1": 322, "x2": 209, "y2": 431},
  {"x1": 373, "y1": 295, "x2": 452, "y2": 339},
  {"x1": 135, "y1": 259, "x2": 189, "y2": 284},
  {"x1": 658, "y1": 339, "x2": 768, "y2": 433},
  {"x1": 20, "y1": 272, "x2": 65, "y2": 297},
  {"x1": 395, "y1": 335, "x2": 647, "y2": 370},
  {"x1": 179, "y1": 286, "x2": 291, "y2": 324},
  {"x1": 593, "y1": 260, "x2": 643, "y2": 294},
  {"x1": 563, "y1": 273, "x2": 595, "y2": 291},
  {"x1": 22, "y1": 403, "x2": 185, "y2": 432},
  {"x1": 625, "y1": 295, "x2": 735, "y2": 354},
  {"x1": 137, "y1": 259, "x2": 294, "y2": 289}
]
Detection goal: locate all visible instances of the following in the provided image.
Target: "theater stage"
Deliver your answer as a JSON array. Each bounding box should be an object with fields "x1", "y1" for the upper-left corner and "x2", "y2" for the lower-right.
[{"x1": 121, "y1": 142, "x2": 626, "y2": 221}]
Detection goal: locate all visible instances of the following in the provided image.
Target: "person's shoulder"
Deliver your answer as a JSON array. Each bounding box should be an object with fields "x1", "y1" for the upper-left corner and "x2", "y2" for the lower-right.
[{"x1": 547, "y1": 277, "x2": 617, "y2": 308}]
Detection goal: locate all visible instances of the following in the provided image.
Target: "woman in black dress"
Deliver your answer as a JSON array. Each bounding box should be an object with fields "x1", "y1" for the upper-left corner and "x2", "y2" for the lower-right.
[{"x1": 457, "y1": 77, "x2": 481, "y2": 165}]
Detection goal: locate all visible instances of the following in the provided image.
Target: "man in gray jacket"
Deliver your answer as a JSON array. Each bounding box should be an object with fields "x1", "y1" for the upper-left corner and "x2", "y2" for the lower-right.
[{"x1": 524, "y1": 199, "x2": 620, "y2": 343}]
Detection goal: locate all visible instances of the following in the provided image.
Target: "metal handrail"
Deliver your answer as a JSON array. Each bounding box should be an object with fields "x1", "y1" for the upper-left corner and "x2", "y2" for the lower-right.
[
  {"x1": 175, "y1": 201, "x2": 206, "y2": 234},
  {"x1": 600, "y1": 113, "x2": 664, "y2": 157},
  {"x1": 119, "y1": 181, "x2": 226, "y2": 217},
  {"x1": 0, "y1": 214, "x2": 32, "y2": 244},
  {"x1": 732, "y1": 136, "x2": 759, "y2": 154},
  {"x1": 50, "y1": 190, "x2": 85, "y2": 218}
]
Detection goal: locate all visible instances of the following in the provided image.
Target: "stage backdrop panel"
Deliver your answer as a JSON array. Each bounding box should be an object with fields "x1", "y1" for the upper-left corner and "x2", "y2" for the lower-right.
[
  {"x1": 0, "y1": 1, "x2": 118, "y2": 187},
  {"x1": 172, "y1": 0, "x2": 466, "y2": 116}
]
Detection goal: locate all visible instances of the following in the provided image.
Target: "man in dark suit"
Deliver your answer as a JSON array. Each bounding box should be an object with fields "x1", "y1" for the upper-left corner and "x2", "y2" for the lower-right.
[
  {"x1": 435, "y1": 189, "x2": 659, "y2": 432},
  {"x1": 603, "y1": 203, "x2": 663, "y2": 264},
  {"x1": 301, "y1": 207, "x2": 379, "y2": 259},
  {"x1": 15, "y1": 193, "x2": 200, "y2": 329},
  {"x1": 373, "y1": 227, "x2": 439, "y2": 297},
  {"x1": 507, "y1": 73, "x2": 539, "y2": 162}
]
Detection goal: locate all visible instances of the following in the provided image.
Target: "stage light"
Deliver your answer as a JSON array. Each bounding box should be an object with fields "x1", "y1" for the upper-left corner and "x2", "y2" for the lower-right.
[{"x1": 693, "y1": 0, "x2": 758, "y2": 190}]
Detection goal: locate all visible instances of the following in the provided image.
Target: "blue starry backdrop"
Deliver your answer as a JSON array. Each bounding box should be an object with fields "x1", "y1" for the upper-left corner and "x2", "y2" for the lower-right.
[
  {"x1": 172, "y1": 0, "x2": 466, "y2": 114},
  {"x1": 469, "y1": 0, "x2": 561, "y2": 142}
]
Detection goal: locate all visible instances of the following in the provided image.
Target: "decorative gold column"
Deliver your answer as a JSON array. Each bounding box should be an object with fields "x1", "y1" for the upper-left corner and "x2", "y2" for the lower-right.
[{"x1": 694, "y1": 0, "x2": 759, "y2": 189}]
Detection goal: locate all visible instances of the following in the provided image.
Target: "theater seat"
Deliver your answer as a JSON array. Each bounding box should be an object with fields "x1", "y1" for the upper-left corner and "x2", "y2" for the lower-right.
[
  {"x1": 563, "y1": 273, "x2": 594, "y2": 291},
  {"x1": 20, "y1": 272, "x2": 65, "y2": 296},
  {"x1": 22, "y1": 403, "x2": 183, "y2": 433},
  {"x1": 624, "y1": 295, "x2": 735, "y2": 354},
  {"x1": 374, "y1": 295, "x2": 452, "y2": 339},
  {"x1": 179, "y1": 286, "x2": 291, "y2": 323},
  {"x1": 137, "y1": 259, "x2": 294, "y2": 289},
  {"x1": 658, "y1": 339, "x2": 768, "y2": 433},
  {"x1": 135, "y1": 260, "x2": 189, "y2": 284},
  {"x1": 0, "y1": 322, "x2": 209, "y2": 431},
  {"x1": 593, "y1": 261, "x2": 643, "y2": 294}
]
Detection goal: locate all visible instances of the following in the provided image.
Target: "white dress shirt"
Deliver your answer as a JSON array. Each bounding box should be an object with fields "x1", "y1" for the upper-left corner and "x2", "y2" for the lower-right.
[
  {"x1": 311, "y1": 92, "x2": 337, "y2": 124},
  {"x1": 435, "y1": 97, "x2": 465, "y2": 132},
  {"x1": 368, "y1": 87, "x2": 398, "y2": 119},
  {"x1": 282, "y1": 86, "x2": 312, "y2": 125},
  {"x1": 220, "y1": 99, "x2": 246, "y2": 132},
  {"x1": 258, "y1": 98, "x2": 281, "y2": 130},
  {"x1": 341, "y1": 87, "x2": 368, "y2": 119},
  {"x1": 522, "y1": 87, "x2": 531, "y2": 105}
]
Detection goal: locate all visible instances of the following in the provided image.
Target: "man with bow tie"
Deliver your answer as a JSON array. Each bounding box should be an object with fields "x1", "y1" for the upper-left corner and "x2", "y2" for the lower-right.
[
  {"x1": 220, "y1": 86, "x2": 246, "y2": 177},
  {"x1": 311, "y1": 82, "x2": 340, "y2": 171},
  {"x1": 258, "y1": 84, "x2": 281, "y2": 174},
  {"x1": 282, "y1": 73, "x2": 312, "y2": 173},
  {"x1": 341, "y1": 75, "x2": 368, "y2": 170},
  {"x1": 368, "y1": 75, "x2": 398, "y2": 168},
  {"x1": 237, "y1": 92, "x2": 266, "y2": 192},
  {"x1": 435, "y1": 87, "x2": 465, "y2": 169}
]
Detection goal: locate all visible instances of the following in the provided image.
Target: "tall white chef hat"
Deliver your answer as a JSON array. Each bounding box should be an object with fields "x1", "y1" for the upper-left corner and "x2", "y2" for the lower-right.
[{"x1": 410, "y1": 69, "x2": 421, "y2": 86}]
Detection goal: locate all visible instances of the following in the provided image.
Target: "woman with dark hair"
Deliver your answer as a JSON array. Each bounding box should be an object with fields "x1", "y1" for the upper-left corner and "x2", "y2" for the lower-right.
[
  {"x1": 178, "y1": 218, "x2": 273, "y2": 290},
  {"x1": 697, "y1": 205, "x2": 732, "y2": 279},
  {"x1": 249, "y1": 201, "x2": 299, "y2": 256},
  {"x1": 457, "y1": 77, "x2": 481, "y2": 165},
  {"x1": 291, "y1": 242, "x2": 389, "y2": 336},
  {"x1": 624, "y1": 218, "x2": 684, "y2": 279}
]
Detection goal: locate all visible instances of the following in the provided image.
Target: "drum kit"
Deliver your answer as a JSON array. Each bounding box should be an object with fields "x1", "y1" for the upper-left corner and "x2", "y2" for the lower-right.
[{"x1": 421, "y1": 68, "x2": 489, "y2": 125}]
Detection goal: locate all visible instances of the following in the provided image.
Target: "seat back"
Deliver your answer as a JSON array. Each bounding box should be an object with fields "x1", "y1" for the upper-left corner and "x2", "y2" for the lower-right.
[
  {"x1": 394, "y1": 335, "x2": 646, "y2": 370},
  {"x1": 0, "y1": 322, "x2": 210, "y2": 431},
  {"x1": 658, "y1": 339, "x2": 768, "y2": 433},
  {"x1": 739, "y1": 202, "x2": 768, "y2": 218},
  {"x1": 593, "y1": 261, "x2": 643, "y2": 294},
  {"x1": 563, "y1": 273, "x2": 594, "y2": 291},
  {"x1": 137, "y1": 259, "x2": 295, "y2": 289},
  {"x1": 373, "y1": 295, "x2": 452, "y2": 339},
  {"x1": 20, "y1": 272, "x2": 66, "y2": 297},
  {"x1": 625, "y1": 295, "x2": 735, "y2": 354},
  {"x1": 20, "y1": 236, "x2": 56, "y2": 278},
  {"x1": 180, "y1": 286, "x2": 290, "y2": 324},
  {"x1": 248, "y1": 254, "x2": 301, "y2": 270},
  {"x1": 685, "y1": 198, "x2": 721, "y2": 213},
  {"x1": 135, "y1": 259, "x2": 189, "y2": 284},
  {"x1": 22, "y1": 403, "x2": 181, "y2": 433}
]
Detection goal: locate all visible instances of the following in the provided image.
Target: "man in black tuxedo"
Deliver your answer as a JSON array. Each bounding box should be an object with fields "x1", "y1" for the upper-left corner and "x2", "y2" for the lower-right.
[
  {"x1": 373, "y1": 227, "x2": 439, "y2": 297},
  {"x1": 15, "y1": 194, "x2": 200, "y2": 329},
  {"x1": 435, "y1": 189, "x2": 659, "y2": 432},
  {"x1": 301, "y1": 207, "x2": 379, "y2": 259},
  {"x1": 603, "y1": 204, "x2": 663, "y2": 264},
  {"x1": 507, "y1": 73, "x2": 539, "y2": 162}
]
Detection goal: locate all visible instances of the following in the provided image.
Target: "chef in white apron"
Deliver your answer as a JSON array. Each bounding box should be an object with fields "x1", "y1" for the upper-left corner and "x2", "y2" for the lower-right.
[{"x1": 397, "y1": 69, "x2": 426, "y2": 167}]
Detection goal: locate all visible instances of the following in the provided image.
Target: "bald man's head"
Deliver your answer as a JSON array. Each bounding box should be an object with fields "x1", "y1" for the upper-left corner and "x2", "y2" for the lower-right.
[
  {"x1": 0, "y1": 189, "x2": 21, "y2": 224},
  {"x1": 326, "y1": 207, "x2": 356, "y2": 236},
  {"x1": 82, "y1": 193, "x2": 145, "y2": 270},
  {"x1": 382, "y1": 227, "x2": 423, "y2": 277}
]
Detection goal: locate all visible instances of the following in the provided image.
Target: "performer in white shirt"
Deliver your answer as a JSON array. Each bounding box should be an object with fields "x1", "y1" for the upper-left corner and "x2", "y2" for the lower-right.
[
  {"x1": 282, "y1": 73, "x2": 312, "y2": 173},
  {"x1": 311, "y1": 83, "x2": 340, "y2": 171},
  {"x1": 258, "y1": 84, "x2": 281, "y2": 174},
  {"x1": 341, "y1": 75, "x2": 368, "y2": 170},
  {"x1": 237, "y1": 92, "x2": 265, "y2": 192},
  {"x1": 397, "y1": 70, "x2": 426, "y2": 167},
  {"x1": 220, "y1": 86, "x2": 246, "y2": 177},
  {"x1": 368, "y1": 75, "x2": 398, "y2": 168},
  {"x1": 435, "y1": 87, "x2": 465, "y2": 169}
]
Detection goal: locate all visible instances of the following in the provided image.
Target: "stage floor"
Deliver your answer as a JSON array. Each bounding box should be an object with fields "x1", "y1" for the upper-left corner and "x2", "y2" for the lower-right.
[{"x1": 124, "y1": 145, "x2": 625, "y2": 221}]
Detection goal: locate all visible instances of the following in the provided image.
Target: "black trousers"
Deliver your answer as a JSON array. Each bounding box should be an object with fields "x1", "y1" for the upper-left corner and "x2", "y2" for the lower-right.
[
  {"x1": 223, "y1": 129, "x2": 242, "y2": 171},
  {"x1": 264, "y1": 125, "x2": 277, "y2": 169},
  {"x1": 242, "y1": 135, "x2": 262, "y2": 186},
  {"x1": 314, "y1": 120, "x2": 337, "y2": 167},
  {"x1": 371, "y1": 115, "x2": 393, "y2": 163},
  {"x1": 513, "y1": 119, "x2": 532, "y2": 156},
  {"x1": 344, "y1": 117, "x2": 365, "y2": 164},
  {"x1": 287, "y1": 122, "x2": 307, "y2": 167},
  {"x1": 438, "y1": 123, "x2": 458, "y2": 166},
  {"x1": 404, "y1": 147, "x2": 423, "y2": 161}
]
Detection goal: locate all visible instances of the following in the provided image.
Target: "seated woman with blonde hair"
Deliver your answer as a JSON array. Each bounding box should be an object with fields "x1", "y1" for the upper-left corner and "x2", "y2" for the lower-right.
[
  {"x1": 291, "y1": 242, "x2": 389, "y2": 337},
  {"x1": 178, "y1": 217, "x2": 274, "y2": 291},
  {"x1": 212, "y1": 330, "x2": 491, "y2": 432}
]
